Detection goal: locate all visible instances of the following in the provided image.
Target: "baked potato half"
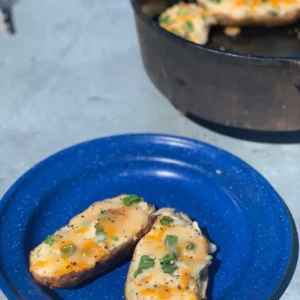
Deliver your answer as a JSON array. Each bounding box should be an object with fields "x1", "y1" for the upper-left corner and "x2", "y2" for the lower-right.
[
  {"x1": 158, "y1": 2, "x2": 216, "y2": 45},
  {"x1": 125, "y1": 208, "x2": 216, "y2": 300},
  {"x1": 197, "y1": 0, "x2": 300, "y2": 27},
  {"x1": 29, "y1": 194, "x2": 156, "y2": 288}
]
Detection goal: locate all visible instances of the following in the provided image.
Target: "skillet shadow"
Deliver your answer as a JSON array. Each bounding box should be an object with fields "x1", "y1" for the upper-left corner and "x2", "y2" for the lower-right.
[
  {"x1": 186, "y1": 113, "x2": 300, "y2": 144},
  {"x1": 199, "y1": 227, "x2": 221, "y2": 300}
]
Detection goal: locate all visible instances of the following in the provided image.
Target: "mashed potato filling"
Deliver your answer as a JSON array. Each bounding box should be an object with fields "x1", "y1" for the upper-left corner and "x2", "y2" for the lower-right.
[
  {"x1": 30, "y1": 195, "x2": 153, "y2": 278},
  {"x1": 125, "y1": 208, "x2": 216, "y2": 300}
]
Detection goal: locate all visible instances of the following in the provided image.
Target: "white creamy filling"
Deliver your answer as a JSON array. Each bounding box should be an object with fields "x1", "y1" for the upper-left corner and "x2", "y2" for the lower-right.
[
  {"x1": 30, "y1": 195, "x2": 152, "y2": 277},
  {"x1": 126, "y1": 209, "x2": 216, "y2": 299}
]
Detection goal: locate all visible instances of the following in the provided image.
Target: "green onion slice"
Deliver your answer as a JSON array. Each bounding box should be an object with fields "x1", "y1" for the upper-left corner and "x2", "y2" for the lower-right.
[
  {"x1": 164, "y1": 235, "x2": 177, "y2": 246},
  {"x1": 160, "y1": 216, "x2": 174, "y2": 226},
  {"x1": 60, "y1": 244, "x2": 75, "y2": 257},
  {"x1": 45, "y1": 235, "x2": 54, "y2": 246},
  {"x1": 95, "y1": 227, "x2": 107, "y2": 243},
  {"x1": 122, "y1": 194, "x2": 142, "y2": 206}
]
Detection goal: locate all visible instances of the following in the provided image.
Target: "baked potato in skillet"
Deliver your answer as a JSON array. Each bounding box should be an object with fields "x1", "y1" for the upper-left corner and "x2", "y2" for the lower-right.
[
  {"x1": 197, "y1": 0, "x2": 300, "y2": 27},
  {"x1": 158, "y1": 2, "x2": 216, "y2": 45},
  {"x1": 125, "y1": 208, "x2": 216, "y2": 300},
  {"x1": 29, "y1": 194, "x2": 156, "y2": 288},
  {"x1": 158, "y1": 0, "x2": 300, "y2": 46}
]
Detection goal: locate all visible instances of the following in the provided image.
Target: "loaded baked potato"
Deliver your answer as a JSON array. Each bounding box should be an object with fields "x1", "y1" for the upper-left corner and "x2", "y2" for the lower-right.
[
  {"x1": 125, "y1": 208, "x2": 216, "y2": 300},
  {"x1": 29, "y1": 194, "x2": 156, "y2": 288},
  {"x1": 197, "y1": 0, "x2": 300, "y2": 27},
  {"x1": 159, "y1": 0, "x2": 300, "y2": 45},
  {"x1": 158, "y1": 2, "x2": 216, "y2": 45}
]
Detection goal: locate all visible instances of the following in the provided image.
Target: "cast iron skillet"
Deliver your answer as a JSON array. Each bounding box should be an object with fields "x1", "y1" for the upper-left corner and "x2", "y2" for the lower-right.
[{"x1": 130, "y1": 0, "x2": 300, "y2": 131}]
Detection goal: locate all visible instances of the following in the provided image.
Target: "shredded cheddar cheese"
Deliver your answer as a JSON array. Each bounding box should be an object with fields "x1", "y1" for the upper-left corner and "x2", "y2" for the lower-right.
[
  {"x1": 159, "y1": 0, "x2": 300, "y2": 45},
  {"x1": 125, "y1": 208, "x2": 216, "y2": 300},
  {"x1": 29, "y1": 195, "x2": 154, "y2": 283},
  {"x1": 158, "y1": 2, "x2": 216, "y2": 45}
]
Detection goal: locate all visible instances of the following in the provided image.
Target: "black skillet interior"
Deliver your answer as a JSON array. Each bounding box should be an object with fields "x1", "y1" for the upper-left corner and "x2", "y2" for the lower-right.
[
  {"x1": 135, "y1": 0, "x2": 300, "y2": 139},
  {"x1": 149, "y1": 0, "x2": 300, "y2": 57},
  {"x1": 210, "y1": 24, "x2": 300, "y2": 57}
]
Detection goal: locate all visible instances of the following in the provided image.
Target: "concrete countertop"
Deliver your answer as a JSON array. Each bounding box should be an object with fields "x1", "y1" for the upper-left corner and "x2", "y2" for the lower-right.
[{"x1": 0, "y1": 0, "x2": 299, "y2": 299}]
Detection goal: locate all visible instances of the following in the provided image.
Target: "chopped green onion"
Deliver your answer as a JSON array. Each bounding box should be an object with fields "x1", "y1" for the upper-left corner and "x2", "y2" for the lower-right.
[
  {"x1": 208, "y1": 0, "x2": 222, "y2": 3},
  {"x1": 160, "y1": 252, "x2": 176, "y2": 264},
  {"x1": 139, "y1": 255, "x2": 155, "y2": 269},
  {"x1": 185, "y1": 21, "x2": 193, "y2": 32},
  {"x1": 134, "y1": 255, "x2": 155, "y2": 278},
  {"x1": 160, "y1": 216, "x2": 174, "y2": 226},
  {"x1": 160, "y1": 252, "x2": 178, "y2": 274},
  {"x1": 174, "y1": 247, "x2": 180, "y2": 258},
  {"x1": 95, "y1": 228, "x2": 107, "y2": 243},
  {"x1": 45, "y1": 235, "x2": 54, "y2": 246},
  {"x1": 122, "y1": 194, "x2": 142, "y2": 206},
  {"x1": 100, "y1": 210, "x2": 109, "y2": 216},
  {"x1": 201, "y1": 15, "x2": 207, "y2": 21},
  {"x1": 60, "y1": 244, "x2": 75, "y2": 257},
  {"x1": 113, "y1": 236, "x2": 119, "y2": 241},
  {"x1": 186, "y1": 242, "x2": 196, "y2": 250},
  {"x1": 96, "y1": 227, "x2": 104, "y2": 235},
  {"x1": 159, "y1": 15, "x2": 170, "y2": 25},
  {"x1": 133, "y1": 268, "x2": 143, "y2": 278},
  {"x1": 206, "y1": 255, "x2": 213, "y2": 265},
  {"x1": 95, "y1": 233, "x2": 106, "y2": 243},
  {"x1": 164, "y1": 235, "x2": 177, "y2": 246},
  {"x1": 161, "y1": 263, "x2": 178, "y2": 274}
]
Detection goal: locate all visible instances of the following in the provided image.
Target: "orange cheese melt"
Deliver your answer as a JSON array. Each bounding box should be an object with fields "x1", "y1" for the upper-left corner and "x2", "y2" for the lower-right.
[
  {"x1": 235, "y1": 0, "x2": 296, "y2": 8},
  {"x1": 30, "y1": 195, "x2": 153, "y2": 280},
  {"x1": 139, "y1": 286, "x2": 198, "y2": 300},
  {"x1": 126, "y1": 211, "x2": 214, "y2": 299}
]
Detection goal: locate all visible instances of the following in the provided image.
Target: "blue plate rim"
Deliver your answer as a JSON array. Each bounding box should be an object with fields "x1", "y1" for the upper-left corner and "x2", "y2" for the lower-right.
[{"x1": 0, "y1": 133, "x2": 294, "y2": 300}]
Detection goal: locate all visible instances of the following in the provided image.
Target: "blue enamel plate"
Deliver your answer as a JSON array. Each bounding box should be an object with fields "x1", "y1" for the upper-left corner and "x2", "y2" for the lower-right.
[{"x1": 0, "y1": 134, "x2": 293, "y2": 300}]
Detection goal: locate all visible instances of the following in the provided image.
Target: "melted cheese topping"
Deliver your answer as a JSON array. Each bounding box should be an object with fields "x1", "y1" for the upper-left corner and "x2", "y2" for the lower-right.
[
  {"x1": 30, "y1": 195, "x2": 154, "y2": 278},
  {"x1": 159, "y1": 3, "x2": 216, "y2": 45},
  {"x1": 159, "y1": 0, "x2": 300, "y2": 45},
  {"x1": 125, "y1": 208, "x2": 216, "y2": 300},
  {"x1": 198, "y1": 0, "x2": 300, "y2": 20}
]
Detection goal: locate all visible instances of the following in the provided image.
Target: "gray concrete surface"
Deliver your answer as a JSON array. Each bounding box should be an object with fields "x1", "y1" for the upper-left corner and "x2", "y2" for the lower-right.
[{"x1": 0, "y1": 0, "x2": 299, "y2": 299}]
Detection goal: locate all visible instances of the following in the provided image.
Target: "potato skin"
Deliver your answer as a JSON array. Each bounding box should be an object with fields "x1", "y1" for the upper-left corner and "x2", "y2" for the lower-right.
[
  {"x1": 30, "y1": 206, "x2": 156, "y2": 289},
  {"x1": 124, "y1": 209, "x2": 213, "y2": 300}
]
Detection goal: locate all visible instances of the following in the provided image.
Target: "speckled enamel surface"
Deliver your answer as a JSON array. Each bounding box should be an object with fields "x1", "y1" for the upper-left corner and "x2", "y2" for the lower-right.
[{"x1": 0, "y1": 134, "x2": 293, "y2": 300}]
